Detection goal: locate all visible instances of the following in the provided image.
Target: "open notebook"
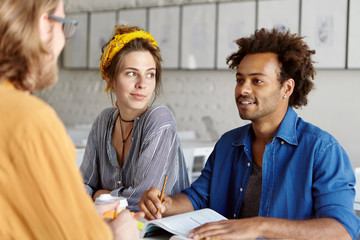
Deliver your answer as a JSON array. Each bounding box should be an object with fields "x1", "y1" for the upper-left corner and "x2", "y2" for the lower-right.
[{"x1": 140, "y1": 208, "x2": 227, "y2": 239}]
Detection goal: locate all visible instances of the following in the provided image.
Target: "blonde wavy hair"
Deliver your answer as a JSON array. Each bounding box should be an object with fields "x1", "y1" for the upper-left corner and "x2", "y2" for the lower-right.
[{"x1": 0, "y1": 0, "x2": 59, "y2": 91}]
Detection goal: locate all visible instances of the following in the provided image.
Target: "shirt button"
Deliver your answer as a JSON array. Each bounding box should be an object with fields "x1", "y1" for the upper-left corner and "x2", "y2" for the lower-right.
[
  {"x1": 247, "y1": 162, "x2": 250, "y2": 167},
  {"x1": 131, "y1": 137, "x2": 134, "y2": 141},
  {"x1": 281, "y1": 141, "x2": 284, "y2": 144},
  {"x1": 233, "y1": 213, "x2": 236, "y2": 218},
  {"x1": 240, "y1": 187, "x2": 243, "y2": 192}
]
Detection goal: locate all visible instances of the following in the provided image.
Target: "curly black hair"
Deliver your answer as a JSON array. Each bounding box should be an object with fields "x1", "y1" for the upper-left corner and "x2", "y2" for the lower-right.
[{"x1": 226, "y1": 28, "x2": 316, "y2": 108}]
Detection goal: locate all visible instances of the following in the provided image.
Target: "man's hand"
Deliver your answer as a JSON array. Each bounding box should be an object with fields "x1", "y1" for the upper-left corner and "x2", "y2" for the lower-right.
[
  {"x1": 94, "y1": 200, "x2": 121, "y2": 217},
  {"x1": 187, "y1": 217, "x2": 352, "y2": 240},
  {"x1": 188, "y1": 218, "x2": 264, "y2": 240},
  {"x1": 138, "y1": 186, "x2": 172, "y2": 220},
  {"x1": 94, "y1": 200, "x2": 145, "y2": 240},
  {"x1": 108, "y1": 209, "x2": 143, "y2": 240}
]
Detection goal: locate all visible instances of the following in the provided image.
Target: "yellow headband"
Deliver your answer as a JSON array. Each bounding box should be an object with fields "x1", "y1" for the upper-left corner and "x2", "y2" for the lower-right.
[{"x1": 100, "y1": 30, "x2": 158, "y2": 93}]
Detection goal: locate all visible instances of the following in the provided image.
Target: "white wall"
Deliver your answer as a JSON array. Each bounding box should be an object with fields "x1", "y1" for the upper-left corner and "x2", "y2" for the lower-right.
[
  {"x1": 36, "y1": 0, "x2": 360, "y2": 168},
  {"x1": 64, "y1": 0, "x2": 233, "y2": 13},
  {"x1": 295, "y1": 70, "x2": 360, "y2": 169},
  {"x1": 37, "y1": 68, "x2": 360, "y2": 168}
]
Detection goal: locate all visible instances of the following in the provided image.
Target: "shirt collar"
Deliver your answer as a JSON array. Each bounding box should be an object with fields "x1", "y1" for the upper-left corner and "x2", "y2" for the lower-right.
[
  {"x1": 0, "y1": 80, "x2": 16, "y2": 89},
  {"x1": 232, "y1": 107, "x2": 299, "y2": 147},
  {"x1": 232, "y1": 124, "x2": 252, "y2": 147},
  {"x1": 274, "y1": 107, "x2": 299, "y2": 146}
]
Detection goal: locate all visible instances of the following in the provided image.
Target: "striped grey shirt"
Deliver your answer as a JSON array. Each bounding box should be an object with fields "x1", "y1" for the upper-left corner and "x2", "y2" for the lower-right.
[{"x1": 80, "y1": 105, "x2": 190, "y2": 211}]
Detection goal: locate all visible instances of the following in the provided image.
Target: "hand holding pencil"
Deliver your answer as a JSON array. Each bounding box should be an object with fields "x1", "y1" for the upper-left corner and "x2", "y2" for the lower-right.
[
  {"x1": 138, "y1": 175, "x2": 175, "y2": 220},
  {"x1": 157, "y1": 175, "x2": 168, "y2": 214},
  {"x1": 107, "y1": 209, "x2": 143, "y2": 240}
]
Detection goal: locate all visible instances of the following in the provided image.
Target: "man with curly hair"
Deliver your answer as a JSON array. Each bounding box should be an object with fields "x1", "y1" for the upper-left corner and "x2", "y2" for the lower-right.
[{"x1": 139, "y1": 28, "x2": 360, "y2": 239}]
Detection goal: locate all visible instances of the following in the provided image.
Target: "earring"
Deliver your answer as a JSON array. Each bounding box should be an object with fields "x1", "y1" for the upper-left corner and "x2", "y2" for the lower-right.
[{"x1": 283, "y1": 95, "x2": 287, "y2": 99}]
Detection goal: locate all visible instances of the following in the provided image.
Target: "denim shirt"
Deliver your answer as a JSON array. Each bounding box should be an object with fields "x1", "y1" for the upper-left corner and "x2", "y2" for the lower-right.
[{"x1": 182, "y1": 107, "x2": 360, "y2": 239}]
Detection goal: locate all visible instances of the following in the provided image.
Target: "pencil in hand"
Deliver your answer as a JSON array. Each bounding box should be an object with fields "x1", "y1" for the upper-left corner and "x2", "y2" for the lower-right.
[
  {"x1": 157, "y1": 175, "x2": 168, "y2": 214},
  {"x1": 113, "y1": 207, "x2": 118, "y2": 219}
]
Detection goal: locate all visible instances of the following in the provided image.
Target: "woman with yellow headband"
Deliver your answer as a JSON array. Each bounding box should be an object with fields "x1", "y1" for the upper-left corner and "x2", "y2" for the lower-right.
[{"x1": 80, "y1": 25, "x2": 189, "y2": 211}]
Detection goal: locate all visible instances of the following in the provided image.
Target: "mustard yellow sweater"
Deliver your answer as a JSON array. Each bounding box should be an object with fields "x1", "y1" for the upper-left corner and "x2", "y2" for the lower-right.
[{"x1": 0, "y1": 80, "x2": 112, "y2": 240}]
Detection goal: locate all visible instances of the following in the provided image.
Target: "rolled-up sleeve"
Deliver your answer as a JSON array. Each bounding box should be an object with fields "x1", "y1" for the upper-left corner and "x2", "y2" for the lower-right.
[
  {"x1": 313, "y1": 142, "x2": 360, "y2": 239},
  {"x1": 182, "y1": 148, "x2": 216, "y2": 210}
]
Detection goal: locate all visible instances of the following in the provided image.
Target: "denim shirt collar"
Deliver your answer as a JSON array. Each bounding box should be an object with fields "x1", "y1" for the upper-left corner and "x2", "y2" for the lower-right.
[
  {"x1": 274, "y1": 107, "x2": 298, "y2": 146},
  {"x1": 232, "y1": 107, "x2": 299, "y2": 148}
]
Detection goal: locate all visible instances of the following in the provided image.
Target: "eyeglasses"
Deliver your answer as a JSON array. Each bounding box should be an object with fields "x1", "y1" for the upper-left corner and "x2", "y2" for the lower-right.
[{"x1": 49, "y1": 14, "x2": 78, "y2": 39}]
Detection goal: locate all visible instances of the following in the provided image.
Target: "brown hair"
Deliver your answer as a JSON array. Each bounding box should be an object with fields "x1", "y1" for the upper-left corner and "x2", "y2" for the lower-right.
[
  {"x1": 0, "y1": 0, "x2": 59, "y2": 91},
  {"x1": 101, "y1": 25, "x2": 162, "y2": 104},
  {"x1": 227, "y1": 28, "x2": 316, "y2": 108}
]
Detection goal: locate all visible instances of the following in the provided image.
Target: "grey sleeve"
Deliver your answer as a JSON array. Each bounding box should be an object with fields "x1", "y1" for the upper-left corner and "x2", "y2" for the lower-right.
[
  {"x1": 79, "y1": 123, "x2": 100, "y2": 197},
  {"x1": 117, "y1": 127, "x2": 189, "y2": 211}
]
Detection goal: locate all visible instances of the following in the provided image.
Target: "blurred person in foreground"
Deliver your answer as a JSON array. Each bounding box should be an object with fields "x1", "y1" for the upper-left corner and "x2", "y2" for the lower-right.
[
  {"x1": 0, "y1": 0, "x2": 143, "y2": 239},
  {"x1": 139, "y1": 28, "x2": 360, "y2": 240}
]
